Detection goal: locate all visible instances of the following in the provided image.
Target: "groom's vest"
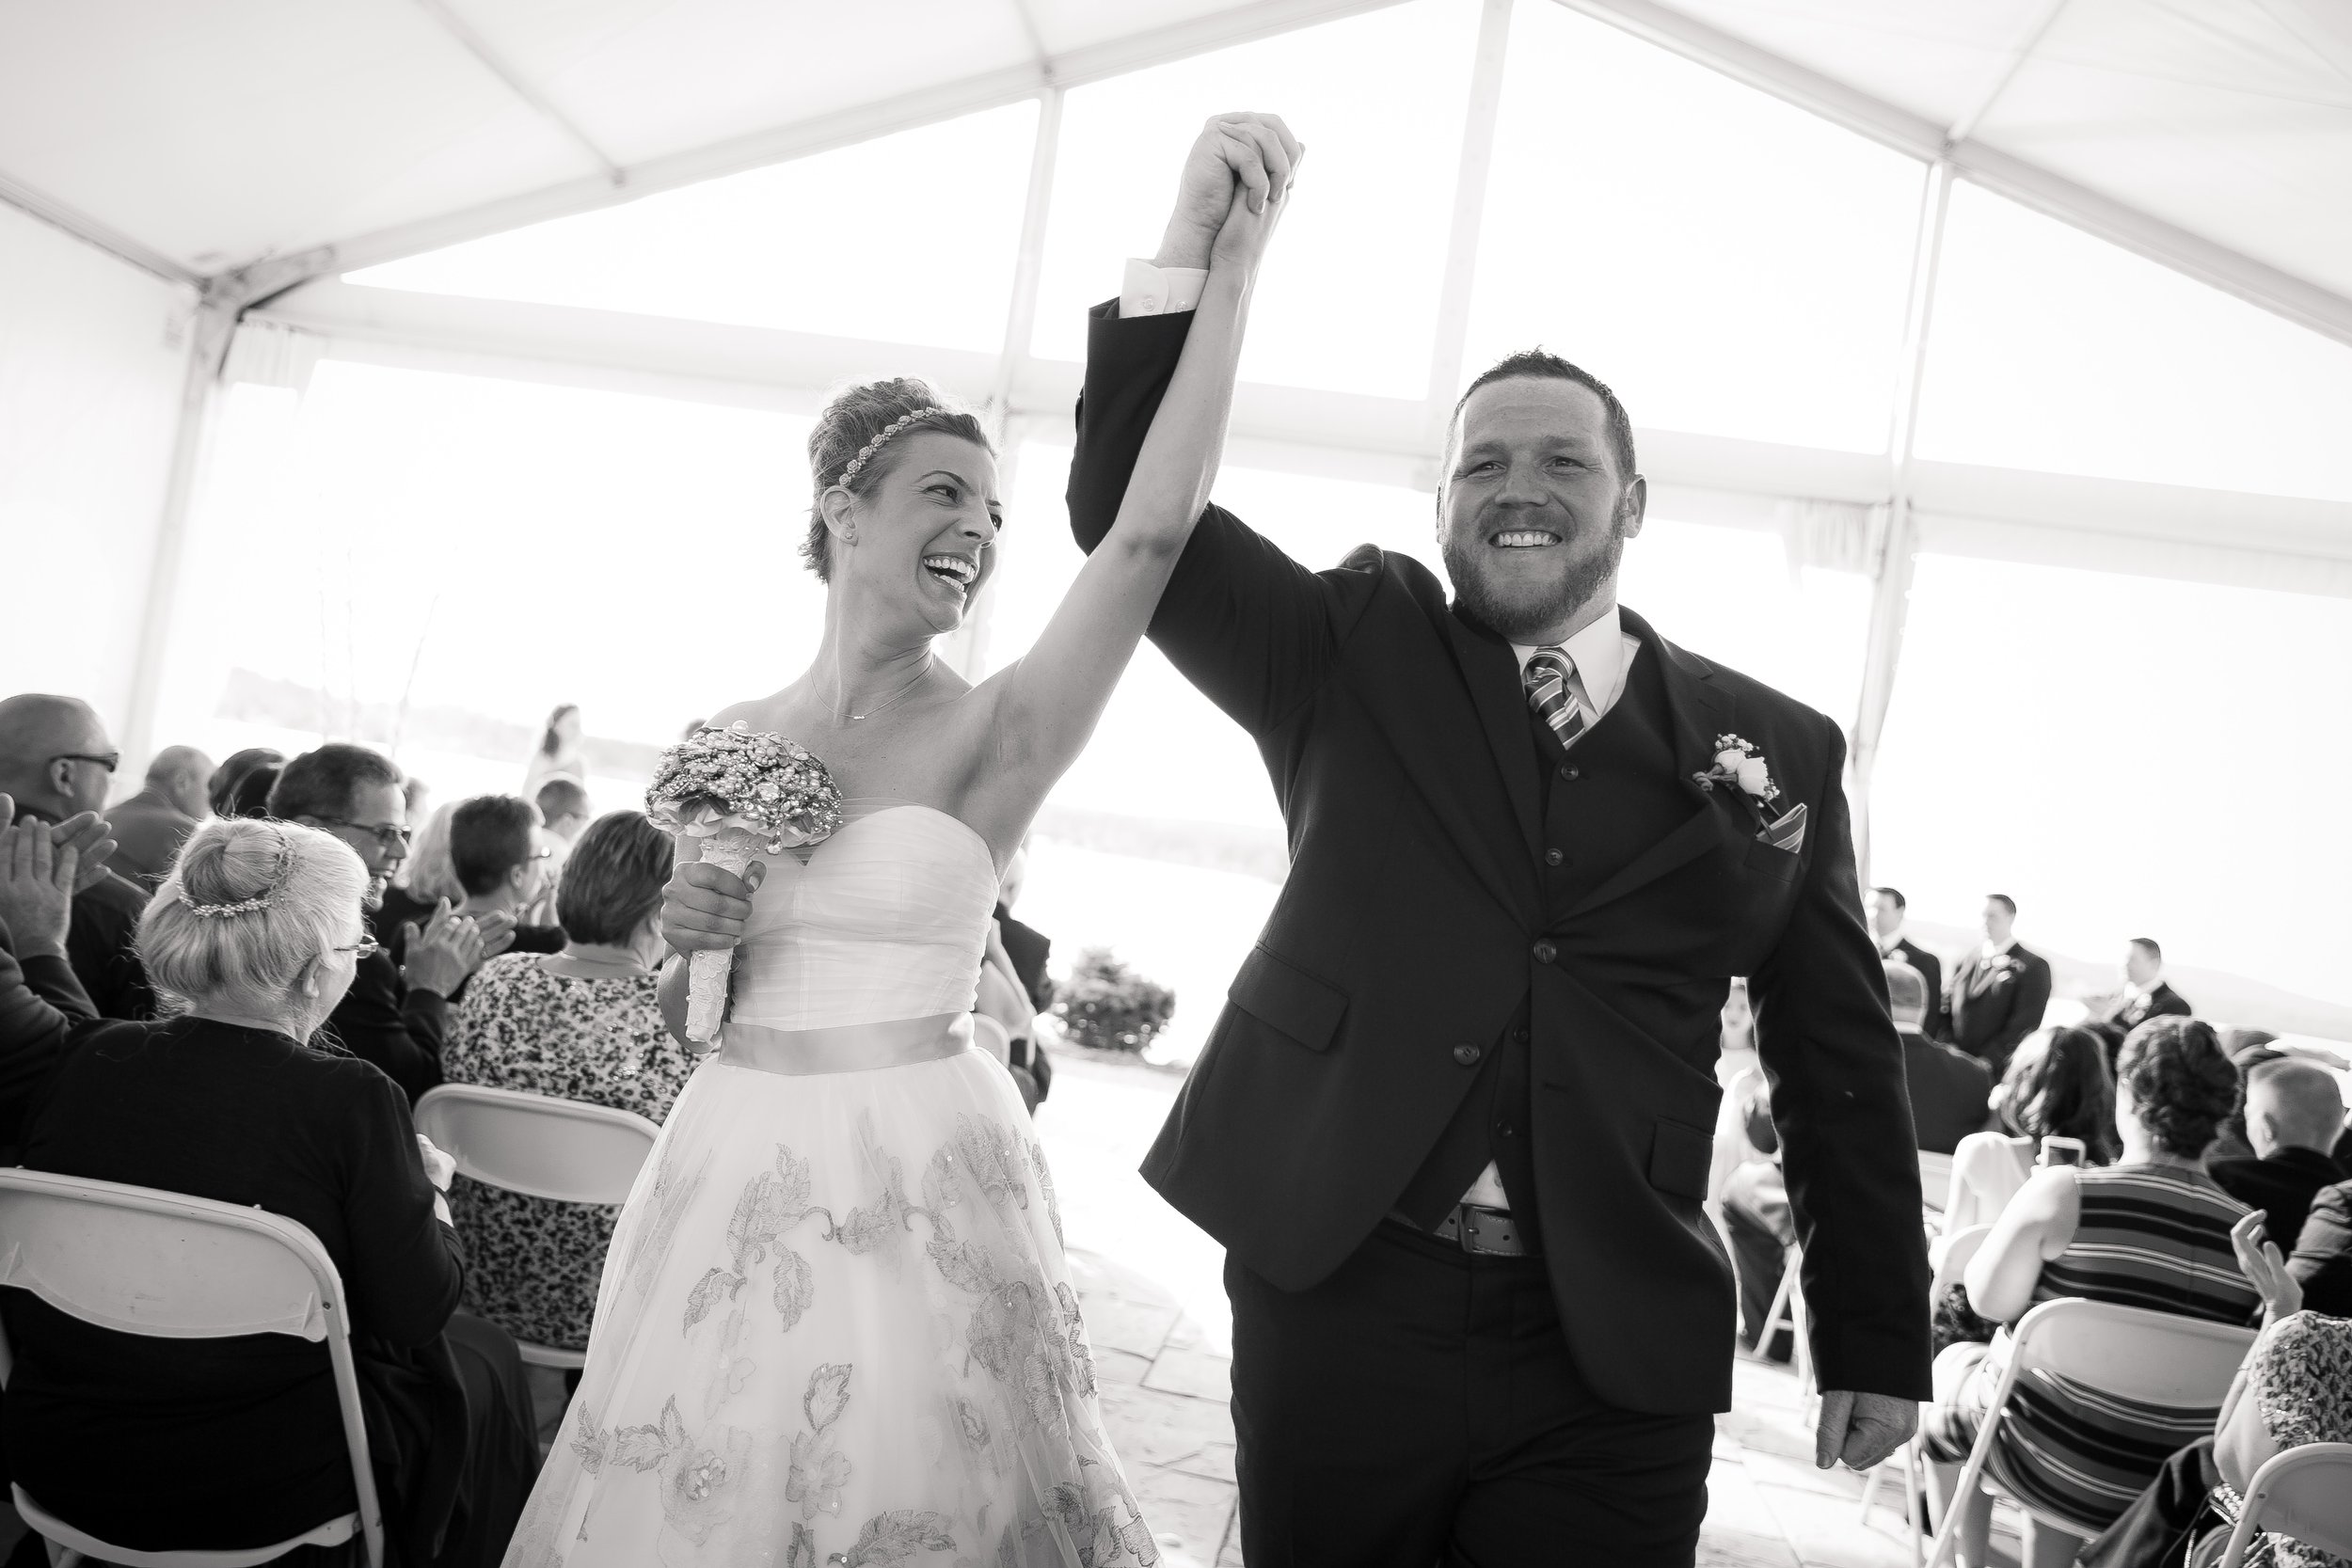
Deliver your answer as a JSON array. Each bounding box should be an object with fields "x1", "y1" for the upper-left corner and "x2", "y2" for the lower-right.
[{"x1": 1394, "y1": 632, "x2": 1692, "y2": 1231}]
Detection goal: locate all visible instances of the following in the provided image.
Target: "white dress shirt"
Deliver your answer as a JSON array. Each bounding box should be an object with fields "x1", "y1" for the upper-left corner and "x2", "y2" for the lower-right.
[{"x1": 1123, "y1": 260, "x2": 1641, "y2": 1217}]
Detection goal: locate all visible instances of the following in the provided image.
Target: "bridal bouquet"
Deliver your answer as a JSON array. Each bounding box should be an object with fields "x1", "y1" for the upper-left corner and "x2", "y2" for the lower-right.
[{"x1": 645, "y1": 722, "x2": 844, "y2": 1042}]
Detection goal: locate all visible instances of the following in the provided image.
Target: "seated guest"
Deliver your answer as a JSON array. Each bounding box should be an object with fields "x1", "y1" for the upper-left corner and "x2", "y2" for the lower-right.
[
  {"x1": 2085, "y1": 937, "x2": 2193, "y2": 1065},
  {"x1": 272, "y1": 745, "x2": 489, "y2": 1101},
  {"x1": 1944, "y1": 1025, "x2": 2118, "y2": 1233},
  {"x1": 221, "y1": 761, "x2": 280, "y2": 819},
  {"x1": 0, "y1": 818, "x2": 537, "y2": 1567},
  {"x1": 1922, "y1": 1017, "x2": 2256, "y2": 1568},
  {"x1": 1947, "y1": 893, "x2": 2054, "y2": 1077},
  {"x1": 2211, "y1": 1061, "x2": 2348, "y2": 1255},
  {"x1": 1870, "y1": 884, "x2": 1947, "y2": 1040},
  {"x1": 379, "y1": 800, "x2": 464, "y2": 942},
  {"x1": 205, "y1": 746, "x2": 283, "y2": 818},
  {"x1": 2289, "y1": 1178, "x2": 2352, "y2": 1319},
  {"x1": 534, "y1": 778, "x2": 592, "y2": 846},
  {"x1": 0, "y1": 693, "x2": 153, "y2": 1020},
  {"x1": 104, "y1": 744, "x2": 213, "y2": 886},
  {"x1": 441, "y1": 810, "x2": 691, "y2": 1353},
  {"x1": 0, "y1": 800, "x2": 102, "y2": 1153},
  {"x1": 447, "y1": 795, "x2": 563, "y2": 967},
  {"x1": 1890, "y1": 958, "x2": 1994, "y2": 1155},
  {"x1": 2081, "y1": 1220, "x2": 2350, "y2": 1568}
]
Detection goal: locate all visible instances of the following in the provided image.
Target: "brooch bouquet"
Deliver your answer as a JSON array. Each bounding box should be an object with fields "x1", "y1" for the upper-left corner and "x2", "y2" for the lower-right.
[{"x1": 646, "y1": 723, "x2": 844, "y2": 1042}]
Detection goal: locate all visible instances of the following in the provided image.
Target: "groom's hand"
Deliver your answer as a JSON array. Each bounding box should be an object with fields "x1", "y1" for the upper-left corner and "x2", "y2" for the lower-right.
[
  {"x1": 1154, "y1": 112, "x2": 1302, "y2": 272},
  {"x1": 1815, "y1": 1389, "x2": 1916, "y2": 1472},
  {"x1": 661, "y1": 861, "x2": 765, "y2": 955}
]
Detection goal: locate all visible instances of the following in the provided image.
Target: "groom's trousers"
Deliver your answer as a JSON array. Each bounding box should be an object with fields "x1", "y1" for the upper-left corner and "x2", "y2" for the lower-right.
[{"x1": 1227, "y1": 1220, "x2": 1713, "y2": 1567}]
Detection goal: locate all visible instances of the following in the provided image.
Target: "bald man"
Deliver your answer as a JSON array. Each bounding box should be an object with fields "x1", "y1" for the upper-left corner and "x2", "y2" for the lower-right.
[
  {"x1": 106, "y1": 744, "x2": 215, "y2": 887},
  {"x1": 0, "y1": 694, "x2": 155, "y2": 1020},
  {"x1": 2211, "y1": 1060, "x2": 2348, "y2": 1255}
]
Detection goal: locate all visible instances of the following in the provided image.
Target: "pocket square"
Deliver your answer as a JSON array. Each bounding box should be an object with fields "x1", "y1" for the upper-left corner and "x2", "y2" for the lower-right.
[{"x1": 1757, "y1": 801, "x2": 1806, "y2": 854}]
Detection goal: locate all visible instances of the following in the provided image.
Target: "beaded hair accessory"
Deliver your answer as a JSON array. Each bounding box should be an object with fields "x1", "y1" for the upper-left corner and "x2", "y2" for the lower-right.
[
  {"x1": 835, "y1": 408, "x2": 945, "y2": 486},
  {"x1": 179, "y1": 825, "x2": 294, "y2": 918}
]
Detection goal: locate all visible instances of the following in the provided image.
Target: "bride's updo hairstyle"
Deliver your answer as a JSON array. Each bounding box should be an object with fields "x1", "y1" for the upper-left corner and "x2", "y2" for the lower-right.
[
  {"x1": 803, "y1": 376, "x2": 993, "y2": 581},
  {"x1": 139, "y1": 818, "x2": 369, "y2": 1014}
]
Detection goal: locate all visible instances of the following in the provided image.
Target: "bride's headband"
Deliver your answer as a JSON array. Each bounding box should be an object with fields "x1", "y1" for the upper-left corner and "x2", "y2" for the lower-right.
[
  {"x1": 835, "y1": 408, "x2": 946, "y2": 487},
  {"x1": 179, "y1": 825, "x2": 294, "y2": 919}
]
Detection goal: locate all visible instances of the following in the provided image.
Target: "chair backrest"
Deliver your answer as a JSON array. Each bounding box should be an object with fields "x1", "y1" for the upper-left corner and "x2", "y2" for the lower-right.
[
  {"x1": 2236, "y1": 1442, "x2": 2352, "y2": 1560},
  {"x1": 971, "y1": 1013, "x2": 1013, "y2": 1067},
  {"x1": 2009, "y1": 1295, "x2": 2256, "y2": 1406},
  {"x1": 0, "y1": 1168, "x2": 384, "y2": 1565},
  {"x1": 1918, "y1": 1150, "x2": 1954, "y2": 1213},
  {"x1": 414, "y1": 1084, "x2": 661, "y2": 1206},
  {"x1": 1930, "y1": 1224, "x2": 1993, "y2": 1307}
]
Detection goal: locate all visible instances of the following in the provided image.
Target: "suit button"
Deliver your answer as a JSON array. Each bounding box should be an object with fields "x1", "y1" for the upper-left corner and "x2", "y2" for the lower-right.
[
  {"x1": 1532, "y1": 941, "x2": 1557, "y2": 964},
  {"x1": 1514, "y1": 1026, "x2": 1530, "y2": 1043},
  {"x1": 1559, "y1": 765, "x2": 1580, "y2": 781},
  {"x1": 1453, "y1": 1043, "x2": 1482, "y2": 1067},
  {"x1": 1545, "y1": 847, "x2": 1564, "y2": 866},
  {"x1": 1498, "y1": 1123, "x2": 1517, "y2": 1139}
]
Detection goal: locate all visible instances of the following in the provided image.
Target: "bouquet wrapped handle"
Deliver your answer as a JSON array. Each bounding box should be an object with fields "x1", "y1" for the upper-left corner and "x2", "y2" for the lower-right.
[{"x1": 684, "y1": 827, "x2": 765, "y2": 1044}]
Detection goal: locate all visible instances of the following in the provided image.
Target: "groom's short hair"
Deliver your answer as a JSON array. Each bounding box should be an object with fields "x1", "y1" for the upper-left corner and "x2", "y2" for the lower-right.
[{"x1": 1445, "y1": 349, "x2": 1637, "y2": 483}]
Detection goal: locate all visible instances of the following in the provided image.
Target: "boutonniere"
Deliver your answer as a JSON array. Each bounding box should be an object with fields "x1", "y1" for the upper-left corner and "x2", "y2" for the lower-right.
[{"x1": 1694, "y1": 734, "x2": 1807, "y2": 853}]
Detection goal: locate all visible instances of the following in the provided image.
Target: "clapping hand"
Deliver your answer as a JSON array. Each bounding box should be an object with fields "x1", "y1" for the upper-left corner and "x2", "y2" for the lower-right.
[
  {"x1": 1155, "y1": 112, "x2": 1303, "y2": 273},
  {"x1": 401, "y1": 900, "x2": 487, "y2": 999},
  {"x1": 2230, "y1": 1210, "x2": 2303, "y2": 1327},
  {"x1": 0, "y1": 799, "x2": 80, "y2": 957}
]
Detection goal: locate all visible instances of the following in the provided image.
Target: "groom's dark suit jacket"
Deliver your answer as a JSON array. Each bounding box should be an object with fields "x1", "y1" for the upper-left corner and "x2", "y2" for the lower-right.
[{"x1": 1068, "y1": 304, "x2": 1931, "y2": 1415}]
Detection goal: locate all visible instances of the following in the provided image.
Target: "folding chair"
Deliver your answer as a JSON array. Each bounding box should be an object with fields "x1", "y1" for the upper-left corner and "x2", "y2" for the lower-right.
[
  {"x1": 2217, "y1": 1442, "x2": 2352, "y2": 1568},
  {"x1": 1859, "y1": 1223, "x2": 1994, "y2": 1566},
  {"x1": 1746, "y1": 1241, "x2": 1813, "y2": 1395},
  {"x1": 0, "y1": 1167, "x2": 385, "y2": 1568},
  {"x1": 412, "y1": 1083, "x2": 661, "y2": 1370},
  {"x1": 1924, "y1": 1297, "x2": 2255, "y2": 1568},
  {"x1": 1918, "y1": 1150, "x2": 1954, "y2": 1219}
]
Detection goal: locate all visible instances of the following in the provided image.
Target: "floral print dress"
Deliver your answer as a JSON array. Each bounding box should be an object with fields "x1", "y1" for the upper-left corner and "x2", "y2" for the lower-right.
[{"x1": 443, "y1": 955, "x2": 695, "y2": 1351}]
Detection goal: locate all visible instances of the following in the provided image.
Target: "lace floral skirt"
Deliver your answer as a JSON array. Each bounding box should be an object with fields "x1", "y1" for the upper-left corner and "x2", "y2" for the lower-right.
[{"x1": 501, "y1": 1048, "x2": 1153, "y2": 1568}]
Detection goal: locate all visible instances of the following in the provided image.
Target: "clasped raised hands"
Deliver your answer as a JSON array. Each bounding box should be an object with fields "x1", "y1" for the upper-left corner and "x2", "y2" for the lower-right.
[
  {"x1": 0, "y1": 792, "x2": 118, "y2": 957},
  {"x1": 1155, "y1": 112, "x2": 1304, "y2": 275},
  {"x1": 400, "y1": 900, "x2": 491, "y2": 999}
]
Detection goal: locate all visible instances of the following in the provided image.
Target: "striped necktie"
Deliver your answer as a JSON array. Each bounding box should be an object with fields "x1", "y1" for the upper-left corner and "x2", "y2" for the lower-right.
[{"x1": 1523, "y1": 646, "x2": 1588, "y2": 751}]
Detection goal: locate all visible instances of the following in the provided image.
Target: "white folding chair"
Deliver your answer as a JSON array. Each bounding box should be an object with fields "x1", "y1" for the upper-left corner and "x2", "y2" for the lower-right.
[
  {"x1": 0, "y1": 1167, "x2": 385, "y2": 1568},
  {"x1": 412, "y1": 1083, "x2": 661, "y2": 1370},
  {"x1": 1859, "y1": 1224, "x2": 1995, "y2": 1565},
  {"x1": 1924, "y1": 1297, "x2": 2256, "y2": 1568},
  {"x1": 1746, "y1": 1241, "x2": 1813, "y2": 1395},
  {"x1": 2217, "y1": 1442, "x2": 2352, "y2": 1568}
]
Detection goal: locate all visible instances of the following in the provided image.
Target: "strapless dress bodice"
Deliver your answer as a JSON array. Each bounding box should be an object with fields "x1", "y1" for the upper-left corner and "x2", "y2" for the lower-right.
[{"x1": 729, "y1": 803, "x2": 997, "y2": 1032}]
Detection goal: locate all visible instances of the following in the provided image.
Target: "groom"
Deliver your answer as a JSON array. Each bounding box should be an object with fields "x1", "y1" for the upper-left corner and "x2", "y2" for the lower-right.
[{"x1": 1070, "y1": 116, "x2": 1931, "y2": 1563}]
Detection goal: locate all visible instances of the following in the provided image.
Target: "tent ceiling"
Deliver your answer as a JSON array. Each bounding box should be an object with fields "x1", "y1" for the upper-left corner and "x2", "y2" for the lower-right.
[{"x1": 4, "y1": 0, "x2": 2347, "y2": 335}]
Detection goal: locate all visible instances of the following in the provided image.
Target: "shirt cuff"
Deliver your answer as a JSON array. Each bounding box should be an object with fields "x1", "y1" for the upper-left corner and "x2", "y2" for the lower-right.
[{"x1": 1120, "y1": 259, "x2": 1209, "y2": 318}]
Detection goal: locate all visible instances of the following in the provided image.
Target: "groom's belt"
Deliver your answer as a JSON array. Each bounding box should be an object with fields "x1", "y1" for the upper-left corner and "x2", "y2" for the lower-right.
[{"x1": 1406, "y1": 1202, "x2": 1540, "y2": 1259}]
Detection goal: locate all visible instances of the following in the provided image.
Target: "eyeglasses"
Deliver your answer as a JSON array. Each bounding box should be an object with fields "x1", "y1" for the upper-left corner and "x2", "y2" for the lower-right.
[
  {"x1": 334, "y1": 936, "x2": 383, "y2": 961},
  {"x1": 50, "y1": 752, "x2": 119, "y2": 775},
  {"x1": 316, "y1": 817, "x2": 412, "y2": 852}
]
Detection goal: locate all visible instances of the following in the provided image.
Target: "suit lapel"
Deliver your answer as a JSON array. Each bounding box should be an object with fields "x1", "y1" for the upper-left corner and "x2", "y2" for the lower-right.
[
  {"x1": 1559, "y1": 612, "x2": 1737, "y2": 924},
  {"x1": 1438, "y1": 608, "x2": 1544, "y2": 862}
]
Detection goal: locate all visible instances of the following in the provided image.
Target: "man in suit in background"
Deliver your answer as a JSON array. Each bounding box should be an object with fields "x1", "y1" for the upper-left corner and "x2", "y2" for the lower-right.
[
  {"x1": 1946, "y1": 893, "x2": 2051, "y2": 1077},
  {"x1": 1063, "y1": 112, "x2": 1927, "y2": 1566},
  {"x1": 1868, "y1": 885, "x2": 1946, "y2": 1040},
  {"x1": 103, "y1": 744, "x2": 214, "y2": 887},
  {"x1": 2085, "y1": 937, "x2": 2191, "y2": 1064},
  {"x1": 0, "y1": 694, "x2": 154, "y2": 1021},
  {"x1": 1887, "y1": 960, "x2": 1993, "y2": 1155},
  {"x1": 2211, "y1": 1060, "x2": 2346, "y2": 1255}
]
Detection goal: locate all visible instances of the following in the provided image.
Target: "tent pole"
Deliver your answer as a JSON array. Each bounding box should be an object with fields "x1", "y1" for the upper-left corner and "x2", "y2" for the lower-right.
[
  {"x1": 118, "y1": 296, "x2": 236, "y2": 772},
  {"x1": 1851, "y1": 160, "x2": 1952, "y2": 885},
  {"x1": 1422, "y1": 0, "x2": 1516, "y2": 462}
]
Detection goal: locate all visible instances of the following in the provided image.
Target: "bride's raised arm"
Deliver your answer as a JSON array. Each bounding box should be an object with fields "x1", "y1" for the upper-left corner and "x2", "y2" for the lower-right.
[{"x1": 964, "y1": 121, "x2": 1299, "y2": 836}]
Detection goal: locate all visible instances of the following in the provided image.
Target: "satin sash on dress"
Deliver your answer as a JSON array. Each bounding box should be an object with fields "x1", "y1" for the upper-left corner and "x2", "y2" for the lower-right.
[{"x1": 718, "y1": 1010, "x2": 975, "y2": 1076}]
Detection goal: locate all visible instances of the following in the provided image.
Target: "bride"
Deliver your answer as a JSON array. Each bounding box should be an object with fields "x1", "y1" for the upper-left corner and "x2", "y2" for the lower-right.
[{"x1": 502, "y1": 124, "x2": 1297, "y2": 1568}]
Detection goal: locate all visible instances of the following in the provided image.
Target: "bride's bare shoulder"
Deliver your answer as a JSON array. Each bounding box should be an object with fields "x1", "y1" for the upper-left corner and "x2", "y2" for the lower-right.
[{"x1": 708, "y1": 689, "x2": 801, "y2": 734}]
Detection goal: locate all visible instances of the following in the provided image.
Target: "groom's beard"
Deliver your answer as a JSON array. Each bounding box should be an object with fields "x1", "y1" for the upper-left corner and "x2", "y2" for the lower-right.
[{"x1": 1443, "y1": 520, "x2": 1629, "y2": 643}]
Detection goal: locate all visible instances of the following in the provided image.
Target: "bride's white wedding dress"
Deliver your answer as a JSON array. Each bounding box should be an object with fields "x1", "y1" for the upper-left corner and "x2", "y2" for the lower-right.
[{"x1": 503, "y1": 802, "x2": 1153, "y2": 1568}]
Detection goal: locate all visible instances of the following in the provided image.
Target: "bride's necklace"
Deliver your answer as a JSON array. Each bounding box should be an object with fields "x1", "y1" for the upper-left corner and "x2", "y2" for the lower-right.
[{"x1": 844, "y1": 665, "x2": 929, "y2": 722}]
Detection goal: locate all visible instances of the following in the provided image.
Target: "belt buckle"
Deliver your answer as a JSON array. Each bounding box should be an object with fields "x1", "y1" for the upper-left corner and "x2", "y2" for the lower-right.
[{"x1": 1455, "y1": 1202, "x2": 1519, "y2": 1257}]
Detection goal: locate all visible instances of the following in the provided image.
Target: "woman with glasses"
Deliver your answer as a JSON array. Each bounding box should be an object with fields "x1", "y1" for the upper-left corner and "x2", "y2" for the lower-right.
[{"x1": 0, "y1": 817, "x2": 541, "y2": 1568}]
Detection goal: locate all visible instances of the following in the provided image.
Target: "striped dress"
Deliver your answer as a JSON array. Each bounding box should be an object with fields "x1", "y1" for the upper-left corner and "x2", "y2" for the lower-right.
[{"x1": 1922, "y1": 1164, "x2": 2257, "y2": 1533}]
